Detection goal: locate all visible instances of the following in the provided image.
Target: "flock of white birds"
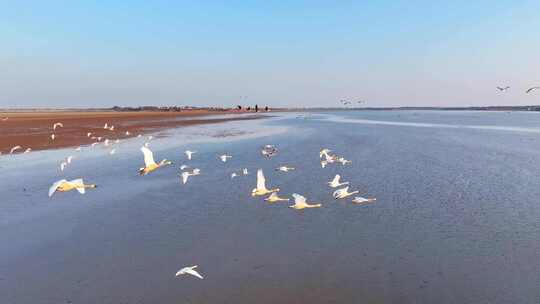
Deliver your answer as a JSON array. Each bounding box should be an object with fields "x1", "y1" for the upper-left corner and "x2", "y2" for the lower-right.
[{"x1": 7, "y1": 118, "x2": 377, "y2": 281}]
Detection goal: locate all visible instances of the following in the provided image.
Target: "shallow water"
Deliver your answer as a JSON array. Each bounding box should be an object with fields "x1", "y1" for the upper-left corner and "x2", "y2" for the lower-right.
[{"x1": 1, "y1": 111, "x2": 540, "y2": 303}]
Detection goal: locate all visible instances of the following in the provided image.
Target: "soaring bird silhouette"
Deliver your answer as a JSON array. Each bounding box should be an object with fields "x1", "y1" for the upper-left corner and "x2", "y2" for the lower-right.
[
  {"x1": 175, "y1": 265, "x2": 204, "y2": 279},
  {"x1": 526, "y1": 87, "x2": 540, "y2": 94}
]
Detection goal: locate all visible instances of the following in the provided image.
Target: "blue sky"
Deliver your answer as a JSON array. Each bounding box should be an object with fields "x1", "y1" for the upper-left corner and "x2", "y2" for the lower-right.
[{"x1": 1, "y1": 1, "x2": 539, "y2": 108}]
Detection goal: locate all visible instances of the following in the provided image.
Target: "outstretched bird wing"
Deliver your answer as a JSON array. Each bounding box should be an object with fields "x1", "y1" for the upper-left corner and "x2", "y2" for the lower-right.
[
  {"x1": 10, "y1": 145, "x2": 21, "y2": 154},
  {"x1": 256, "y1": 169, "x2": 267, "y2": 190},
  {"x1": 69, "y1": 178, "x2": 86, "y2": 194},
  {"x1": 526, "y1": 86, "x2": 539, "y2": 93},
  {"x1": 49, "y1": 179, "x2": 68, "y2": 197},
  {"x1": 185, "y1": 269, "x2": 204, "y2": 279},
  {"x1": 292, "y1": 193, "x2": 306, "y2": 204},
  {"x1": 141, "y1": 146, "x2": 156, "y2": 167},
  {"x1": 181, "y1": 172, "x2": 189, "y2": 184},
  {"x1": 333, "y1": 187, "x2": 348, "y2": 198}
]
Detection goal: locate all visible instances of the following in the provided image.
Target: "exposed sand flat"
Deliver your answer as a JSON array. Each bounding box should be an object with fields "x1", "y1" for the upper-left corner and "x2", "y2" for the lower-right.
[{"x1": 0, "y1": 110, "x2": 265, "y2": 154}]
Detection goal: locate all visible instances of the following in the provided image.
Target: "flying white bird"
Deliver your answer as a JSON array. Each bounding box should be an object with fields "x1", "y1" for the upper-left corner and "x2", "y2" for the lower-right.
[
  {"x1": 242, "y1": 168, "x2": 249, "y2": 175},
  {"x1": 275, "y1": 166, "x2": 295, "y2": 172},
  {"x1": 139, "y1": 146, "x2": 172, "y2": 175},
  {"x1": 328, "y1": 174, "x2": 349, "y2": 188},
  {"x1": 264, "y1": 192, "x2": 290, "y2": 203},
  {"x1": 53, "y1": 122, "x2": 63, "y2": 130},
  {"x1": 261, "y1": 145, "x2": 278, "y2": 158},
  {"x1": 333, "y1": 186, "x2": 359, "y2": 199},
  {"x1": 496, "y1": 86, "x2": 510, "y2": 91},
  {"x1": 251, "y1": 169, "x2": 279, "y2": 196},
  {"x1": 10, "y1": 145, "x2": 22, "y2": 154},
  {"x1": 103, "y1": 123, "x2": 108, "y2": 129},
  {"x1": 181, "y1": 168, "x2": 201, "y2": 184},
  {"x1": 60, "y1": 161, "x2": 67, "y2": 171},
  {"x1": 180, "y1": 165, "x2": 189, "y2": 170},
  {"x1": 320, "y1": 148, "x2": 332, "y2": 158},
  {"x1": 289, "y1": 193, "x2": 322, "y2": 209},
  {"x1": 66, "y1": 156, "x2": 74, "y2": 164},
  {"x1": 323, "y1": 153, "x2": 337, "y2": 163},
  {"x1": 109, "y1": 149, "x2": 116, "y2": 155},
  {"x1": 526, "y1": 86, "x2": 539, "y2": 93},
  {"x1": 337, "y1": 157, "x2": 352, "y2": 165},
  {"x1": 219, "y1": 154, "x2": 232, "y2": 162},
  {"x1": 185, "y1": 150, "x2": 196, "y2": 160},
  {"x1": 352, "y1": 196, "x2": 377, "y2": 205},
  {"x1": 231, "y1": 172, "x2": 238, "y2": 179},
  {"x1": 48, "y1": 178, "x2": 97, "y2": 197},
  {"x1": 175, "y1": 265, "x2": 204, "y2": 279},
  {"x1": 108, "y1": 125, "x2": 114, "y2": 131}
]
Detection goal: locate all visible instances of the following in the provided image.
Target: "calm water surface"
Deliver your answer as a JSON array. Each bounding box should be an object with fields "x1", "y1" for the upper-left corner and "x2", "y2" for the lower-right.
[{"x1": 1, "y1": 111, "x2": 540, "y2": 303}]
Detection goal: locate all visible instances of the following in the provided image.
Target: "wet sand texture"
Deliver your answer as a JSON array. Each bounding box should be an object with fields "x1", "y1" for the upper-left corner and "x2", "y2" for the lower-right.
[{"x1": 0, "y1": 110, "x2": 264, "y2": 154}]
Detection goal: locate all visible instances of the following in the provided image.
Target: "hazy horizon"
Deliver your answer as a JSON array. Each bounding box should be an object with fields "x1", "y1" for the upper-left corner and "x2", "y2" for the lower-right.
[{"x1": 1, "y1": 1, "x2": 539, "y2": 108}]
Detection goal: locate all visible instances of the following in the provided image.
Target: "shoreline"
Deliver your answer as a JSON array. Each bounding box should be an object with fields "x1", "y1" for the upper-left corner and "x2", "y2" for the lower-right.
[{"x1": 0, "y1": 110, "x2": 267, "y2": 154}]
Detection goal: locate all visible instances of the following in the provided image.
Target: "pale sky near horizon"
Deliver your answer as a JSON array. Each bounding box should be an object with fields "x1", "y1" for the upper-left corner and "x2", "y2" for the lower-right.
[{"x1": 1, "y1": 1, "x2": 539, "y2": 108}]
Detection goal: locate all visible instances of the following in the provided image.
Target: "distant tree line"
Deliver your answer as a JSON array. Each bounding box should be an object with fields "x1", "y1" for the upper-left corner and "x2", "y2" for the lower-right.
[{"x1": 110, "y1": 105, "x2": 271, "y2": 112}]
